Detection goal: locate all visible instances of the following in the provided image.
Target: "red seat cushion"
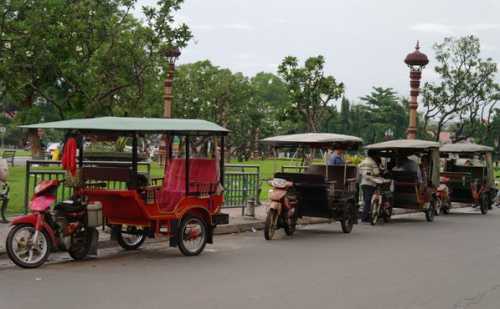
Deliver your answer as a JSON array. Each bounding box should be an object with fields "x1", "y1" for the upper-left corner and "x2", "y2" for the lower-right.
[{"x1": 158, "y1": 159, "x2": 218, "y2": 212}]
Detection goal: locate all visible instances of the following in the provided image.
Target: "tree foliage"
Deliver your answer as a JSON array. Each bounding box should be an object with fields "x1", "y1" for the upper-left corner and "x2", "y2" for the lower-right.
[
  {"x1": 332, "y1": 87, "x2": 409, "y2": 144},
  {"x1": 156, "y1": 61, "x2": 289, "y2": 160},
  {"x1": 278, "y1": 56, "x2": 344, "y2": 132},
  {"x1": 422, "y1": 35, "x2": 499, "y2": 141},
  {"x1": 0, "y1": 0, "x2": 191, "y2": 154}
]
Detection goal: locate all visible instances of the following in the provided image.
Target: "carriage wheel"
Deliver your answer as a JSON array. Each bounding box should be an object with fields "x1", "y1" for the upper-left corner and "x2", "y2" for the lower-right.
[
  {"x1": 341, "y1": 202, "x2": 355, "y2": 233},
  {"x1": 480, "y1": 193, "x2": 489, "y2": 215},
  {"x1": 178, "y1": 215, "x2": 207, "y2": 256},
  {"x1": 117, "y1": 226, "x2": 146, "y2": 250}
]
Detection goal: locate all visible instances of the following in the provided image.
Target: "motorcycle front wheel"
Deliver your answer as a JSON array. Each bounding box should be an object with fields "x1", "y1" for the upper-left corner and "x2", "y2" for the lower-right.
[
  {"x1": 370, "y1": 197, "x2": 380, "y2": 226},
  {"x1": 6, "y1": 224, "x2": 51, "y2": 268},
  {"x1": 264, "y1": 209, "x2": 278, "y2": 240}
]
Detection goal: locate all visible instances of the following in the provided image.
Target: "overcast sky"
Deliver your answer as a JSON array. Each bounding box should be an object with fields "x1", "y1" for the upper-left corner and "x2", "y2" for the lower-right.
[{"x1": 136, "y1": 0, "x2": 500, "y2": 100}]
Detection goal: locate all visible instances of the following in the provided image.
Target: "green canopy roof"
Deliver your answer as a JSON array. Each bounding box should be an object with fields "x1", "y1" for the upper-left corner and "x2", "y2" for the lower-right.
[
  {"x1": 261, "y1": 133, "x2": 362, "y2": 149},
  {"x1": 365, "y1": 139, "x2": 440, "y2": 150},
  {"x1": 20, "y1": 117, "x2": 229, "y2": 135},
  {"x1": 440, "y1": 143, "x2": 493, "y2": 153}
]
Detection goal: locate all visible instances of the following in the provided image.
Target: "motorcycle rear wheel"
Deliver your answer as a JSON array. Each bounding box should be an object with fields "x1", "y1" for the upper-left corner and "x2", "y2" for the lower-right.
[
  {"x1": 284, "y1": 216, "x2": 297, "y2": 236},
  {"x1": 68, "y1": 227, "x2": 94, "y2": 260},
  {"x1": 370, "y1": 198, "x2": 380, "y2": 226}
]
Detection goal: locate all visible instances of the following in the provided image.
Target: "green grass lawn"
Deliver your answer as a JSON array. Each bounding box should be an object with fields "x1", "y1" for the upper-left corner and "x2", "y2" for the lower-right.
[{"x1": 0, "y1": 149, "x2": 31, "y2": 157}]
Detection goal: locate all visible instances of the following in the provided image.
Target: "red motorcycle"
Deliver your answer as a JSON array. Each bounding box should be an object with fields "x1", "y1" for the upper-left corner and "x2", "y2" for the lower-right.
[
  {"x1": 264, "y1": 178, "x2": 297, "y2": 240},
  {"x1": 6, "y1": 180, "x2": 98, "y2": 268}
]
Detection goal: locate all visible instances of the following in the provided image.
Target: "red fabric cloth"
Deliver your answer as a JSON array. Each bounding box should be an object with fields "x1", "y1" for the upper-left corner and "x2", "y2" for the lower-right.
[
  {"x1": 62, "y1": 138, "x2": 77, "y2": 176},
  {"x1": 158, "y1": 159, "x2": 218, "y2": 212}
]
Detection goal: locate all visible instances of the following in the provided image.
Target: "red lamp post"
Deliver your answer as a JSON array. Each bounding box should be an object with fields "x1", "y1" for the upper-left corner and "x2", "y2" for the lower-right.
[{"x1": 404, "y1": 41, "x2": 429, "y2": 139}]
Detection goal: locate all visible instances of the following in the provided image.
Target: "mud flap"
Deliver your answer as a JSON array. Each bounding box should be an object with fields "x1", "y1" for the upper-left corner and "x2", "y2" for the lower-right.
[
  {"x1": 207, "y1": 226, "x2": 214, "y2": 244},
  {"x1": 169, "y1": 219, "x2": 178, "y2": 248},
  {"x1": 89, "y1": 228, "x2": 98, "y2": 257},
  {"x1": 110, "y1": 225, "x2": 120, "y2": 241}
]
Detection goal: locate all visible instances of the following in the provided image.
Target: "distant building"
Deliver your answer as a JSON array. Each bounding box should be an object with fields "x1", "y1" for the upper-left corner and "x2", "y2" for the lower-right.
[{"x1": 439, "y1": 132, "x2": 452, "y2": 144}]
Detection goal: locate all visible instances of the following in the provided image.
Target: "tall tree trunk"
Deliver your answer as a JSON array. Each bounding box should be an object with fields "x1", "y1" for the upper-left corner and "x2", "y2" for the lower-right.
[{"x1": 29, "y1": 129, "x2": 41, "y2": 158}]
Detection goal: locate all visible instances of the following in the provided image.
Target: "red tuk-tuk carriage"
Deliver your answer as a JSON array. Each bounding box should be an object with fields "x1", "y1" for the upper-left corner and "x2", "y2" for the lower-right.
[{"x1": 16, "y1": 117, "x2": 229, "y2": 264}]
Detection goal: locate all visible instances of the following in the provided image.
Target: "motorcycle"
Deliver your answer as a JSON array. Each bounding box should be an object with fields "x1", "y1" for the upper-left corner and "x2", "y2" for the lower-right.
[
  {"x1": 264, "y1": 178, "x2": 297, "y2": 240},
  {"x1": 370, "y1": 177, "x2": 393, "y2": 225},
  {"x1": 6, "y1": 180, "x2": 98, "y2": 268}
]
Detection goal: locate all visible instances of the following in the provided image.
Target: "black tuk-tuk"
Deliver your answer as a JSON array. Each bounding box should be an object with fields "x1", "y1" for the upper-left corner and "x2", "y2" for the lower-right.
[
  {"x1": 365, "y1": 139, "x2": 441, "y2": 222},
  {"x1": 261, "y1": 133, "x2": 362, "y2": 239},
  {"x1": 440, "y1": 143, "x2": 498, "y2": 214}
]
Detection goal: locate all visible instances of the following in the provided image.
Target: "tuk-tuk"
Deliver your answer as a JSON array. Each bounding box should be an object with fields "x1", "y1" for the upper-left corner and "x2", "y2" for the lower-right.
[
  {"x1": 21, "y1": 117, "x2": 229, "y2": 257},
  {"x1": 261, "y1": 133, "x2": 362, "y2": 239},
  {"x1": 440, "y1": 143, "x2": 498, "y2": 214},
  {"x1": 365, "y1": 139, "x2": 441, "y2": 222}
]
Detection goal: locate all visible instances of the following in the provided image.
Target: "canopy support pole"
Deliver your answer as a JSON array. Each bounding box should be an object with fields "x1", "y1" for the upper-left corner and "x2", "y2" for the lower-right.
[
  {"x1": 220, "y1": 136, "x2": 225, "y2": 186},
  {"x1": 131, "y1": 133, "x2": 138, "y2": 188},
  {"x1": 185, "y1": 136, "x2": 190, "y2": 194}
]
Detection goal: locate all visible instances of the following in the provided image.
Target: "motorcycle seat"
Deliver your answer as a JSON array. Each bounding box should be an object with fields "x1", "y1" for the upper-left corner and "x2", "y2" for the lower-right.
[{"x1": 55, "y1": 200, "x2": 85, "y2": 213}]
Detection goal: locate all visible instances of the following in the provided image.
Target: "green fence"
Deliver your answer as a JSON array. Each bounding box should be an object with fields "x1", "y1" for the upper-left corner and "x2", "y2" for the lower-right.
[
  {"x1": 223, "y1": 164, "x2": 261, "y2": 214},
  {"x1": 23, "y1": 160, "x2": 151, "y2": 213},
  {"x1": 22, "y1": 160, "x2": 261, "y2": 215}
]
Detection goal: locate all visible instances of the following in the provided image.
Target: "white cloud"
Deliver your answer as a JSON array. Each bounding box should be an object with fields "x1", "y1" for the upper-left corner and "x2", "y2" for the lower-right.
[
  {"x1": 410, "y1": 23, "x2": 454, "y2": 35},
  {"x1": 192, "y1": 24, "x2": 216, "y2": 31},
  {"x1": 411, "y1": 23, "x2": 500, "y2": 35},
  {"x1": 466, "y1": 23, "x2": 500, "y2": 31},
  {"x1": 222, "y1": 23, "x2": 255, "y2": 31},
  {"x1": 272, "y1": 18, "x2": 288, "y2": 24}
]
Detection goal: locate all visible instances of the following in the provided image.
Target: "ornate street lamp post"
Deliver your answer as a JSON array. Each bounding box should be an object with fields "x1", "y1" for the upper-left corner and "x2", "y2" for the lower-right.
[
  {"x1": 159, "y1": 47, "x2": 181, "y2": 165},
  {"x1": 163, "y1": 47, "x2": 181, "y2": 118},
  {"x1": 404, "y1": 42, "x2": 429, "y2": 139}
]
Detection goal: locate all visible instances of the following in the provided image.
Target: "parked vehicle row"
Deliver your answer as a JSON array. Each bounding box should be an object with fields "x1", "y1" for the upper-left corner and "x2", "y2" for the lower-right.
[{"x1": 4, "y1": 117, "x2": 499, "y2": 267}]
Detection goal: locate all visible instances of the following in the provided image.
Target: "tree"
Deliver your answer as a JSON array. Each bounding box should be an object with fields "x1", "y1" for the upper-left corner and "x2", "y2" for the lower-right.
[
  {"x1": 158, "y1": 61, "x2": 255, "y2": 160},
  {"x1": 360, "y1": 87, "x2": 408, "y2": 142},
  {"x1": 339, "y1": 97, "x2": 350, "y2": 134},
  {"x1": 249, "y1": 72, "x2": 290, "y2": 155},
  {"x1": 421, "y1": 36, "x2": 499, "y2": 141},
  {"x1": 0, "y1": 0, "x2": 191, "y2": 155},
  {"x1": 277, "y1": 55, "x2": 344, "y2": 132}
]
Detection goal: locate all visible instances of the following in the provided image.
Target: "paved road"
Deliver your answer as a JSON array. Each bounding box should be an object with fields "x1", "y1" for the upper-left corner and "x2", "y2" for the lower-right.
[{"x1": 1, "y1": 208, "x2": 500, "y2": 309}]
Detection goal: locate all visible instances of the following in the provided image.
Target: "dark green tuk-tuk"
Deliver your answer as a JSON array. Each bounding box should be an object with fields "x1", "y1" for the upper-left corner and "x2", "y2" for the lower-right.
[
  {"x1": 365, "y1": 139, "x2": 441, "y2": 222},
  {"x1": 440, "y1": 143, "x2": 497, "y2": 214}
]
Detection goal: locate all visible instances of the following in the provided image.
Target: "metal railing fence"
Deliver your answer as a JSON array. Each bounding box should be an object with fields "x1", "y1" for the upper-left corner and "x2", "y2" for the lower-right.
[{"x1": 22, "y1": 161, "x2": 261, "y2": 215}]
